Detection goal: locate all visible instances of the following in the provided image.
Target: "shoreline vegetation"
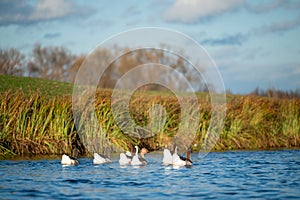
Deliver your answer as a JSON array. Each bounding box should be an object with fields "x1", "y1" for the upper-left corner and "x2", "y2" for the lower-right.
[{"x1": 0, "y1": 75, "x2": 300, "y2": 159}]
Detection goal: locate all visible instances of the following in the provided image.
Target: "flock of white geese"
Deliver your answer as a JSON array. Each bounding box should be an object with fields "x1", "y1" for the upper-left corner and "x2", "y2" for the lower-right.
[{"x1": 61, "y1": 145, "x2": 193, "y2": 167}]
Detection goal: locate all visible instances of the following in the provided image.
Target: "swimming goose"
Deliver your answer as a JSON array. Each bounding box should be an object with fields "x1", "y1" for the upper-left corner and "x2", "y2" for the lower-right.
[
  {"x1": 172, "y1": 146, "x2": 186, "y2": 167},
  {"x1": 172, "y1": 146, "x2": 193, "y2": 167},
  {"x1": 131, "y1": 146, "x2": 148, "y2": 166},
  {"x1": 179, "y1": 147, "x2": 193, "y2": 166},
  {"x1": 162, "y1": 145, "x2": 173, "y2": 165},
  {"x1": 119, "y1": 151, "x2": 133, "y2": 165},
  {"x1": 61, "y1": 148, "x2": 79, "y2": 165},
  {"x1": 93, "y1": 148, "x2": 112, "y2": 164},
  {"x1": 139, "y1": 148, "x2": 148, "y2": 164}
]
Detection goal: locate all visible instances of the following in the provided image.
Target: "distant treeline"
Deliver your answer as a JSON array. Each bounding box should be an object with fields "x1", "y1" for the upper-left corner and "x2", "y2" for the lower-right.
[
  {"x1": 0, "y1": 45, "x2": 208, "y2": 92},
  {"x1": 1, "y1": 45, "x2": 299, "y2": 96},
  {"x1": 250, "y1": 87, "x2": 300, "y2": 99}
]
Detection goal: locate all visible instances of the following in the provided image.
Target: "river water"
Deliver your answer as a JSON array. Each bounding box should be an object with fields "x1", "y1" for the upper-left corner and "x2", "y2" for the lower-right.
[{"x1": 1, "y1": 149, "x2": 299, "y2": 199}]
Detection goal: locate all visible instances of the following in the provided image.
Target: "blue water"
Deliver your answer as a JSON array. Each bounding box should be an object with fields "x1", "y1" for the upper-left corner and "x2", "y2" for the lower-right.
[{"x1": 1, "y1": 150, "x2": 299, "y2": 199}]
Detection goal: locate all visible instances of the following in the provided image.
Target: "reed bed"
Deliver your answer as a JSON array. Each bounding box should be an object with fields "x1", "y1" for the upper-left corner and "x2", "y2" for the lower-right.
[
  {"x1": 0, "y1": 90, "x2": 78, "y2": 158},
  {"x1": 0, "y1": 89, "x2": 299, "y2": 159},
  {"x1": 218, "y1": 96, "x2": 300, "y2": 150}
]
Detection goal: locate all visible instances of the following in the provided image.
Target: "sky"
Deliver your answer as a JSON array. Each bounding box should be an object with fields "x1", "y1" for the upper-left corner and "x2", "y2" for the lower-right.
[{"x1": 0, "y1": 0, "x2": 299, "y2": 94}]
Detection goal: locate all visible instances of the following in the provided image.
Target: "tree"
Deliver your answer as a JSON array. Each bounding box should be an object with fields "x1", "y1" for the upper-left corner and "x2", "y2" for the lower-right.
[
  {"x1": 0, "y1": 48, "x2": 24, "y2": 76},
  {"x1": 28, "y1": 44, "x2": 75, "y2": 81},
  {"x1": 98, "y1": 47, "x2": 207, "y2": 92},
  {"x1": 0, "y1": 44, "x2": 209, "y2": 93},
  {"x1": 66, "y1": 55, "x2": 85, "y2": 83}
]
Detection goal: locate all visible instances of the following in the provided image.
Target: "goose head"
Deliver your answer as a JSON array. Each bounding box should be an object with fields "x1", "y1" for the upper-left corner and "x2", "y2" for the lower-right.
[
  {"x1": 72, "y1": 148, "x2": 79, "y2": 159},
  {"x1": 187, "y1": 147, "x2": 192, "y2": 158},
  {"x1": 140, "y1": 148, "x2": 148, "y2": 154},
  {"x1": 104, "y1": 147, "x2": 110, "y2": 156},
  {"x1": 140, "y1": 148, "x2": 148, "y2": 158}
]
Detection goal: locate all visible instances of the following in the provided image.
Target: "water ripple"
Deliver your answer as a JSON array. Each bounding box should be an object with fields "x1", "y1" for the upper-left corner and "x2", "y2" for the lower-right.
[{"x1": 0, "y1": 150, "x2": 299, "y2": 199}]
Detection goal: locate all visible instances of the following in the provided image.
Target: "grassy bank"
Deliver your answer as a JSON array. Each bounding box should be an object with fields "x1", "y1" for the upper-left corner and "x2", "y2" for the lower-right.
[
  {"x1": 0, "y1": 75, "x2": 73, "y2": 97},
  {"x1": 0, "y1": 75, "x2": 299, "y2": 159}
]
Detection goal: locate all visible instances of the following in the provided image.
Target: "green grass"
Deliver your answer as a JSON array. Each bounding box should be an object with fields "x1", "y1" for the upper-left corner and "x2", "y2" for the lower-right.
[{"x1": 0, "y1": 75, "x2": 73, "y2": 97}]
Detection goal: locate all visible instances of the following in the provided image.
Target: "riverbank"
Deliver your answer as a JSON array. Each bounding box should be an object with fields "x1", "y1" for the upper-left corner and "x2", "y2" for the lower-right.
[{"x1": 0, "y1": 75, "x2": 299, "y2": 159}]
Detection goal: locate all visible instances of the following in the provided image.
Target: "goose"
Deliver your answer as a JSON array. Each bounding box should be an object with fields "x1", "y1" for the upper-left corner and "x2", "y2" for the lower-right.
[
  {"x1": 119, "y1": 151, "x2": 133, "y2": 165},
  {"x1": 172, "y1": 146, "x2": 186, "y2": 167},
  {"x1": 131, "y1": 146, "x2": 148, "y2": 166},
  {"x1": 93, "y1": 148, "x2": 112, "y2": 164},
  {"x1": 179, "y1": 147, "x2": 193, "y2": 166},
  {"x1": 162, "y1": 145, "x2": 173, "y2": 165},
  {"x1": 61, "y1": 148, "x2": 79, "y2": 165},
  {"x1": 172, "y1": 146, "x2": 193, "y2": 167}
]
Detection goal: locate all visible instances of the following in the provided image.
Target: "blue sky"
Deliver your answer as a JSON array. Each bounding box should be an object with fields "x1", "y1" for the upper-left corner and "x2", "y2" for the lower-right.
[{"x1": 0, "y1": 0, "x2": 299, "y2": 94}]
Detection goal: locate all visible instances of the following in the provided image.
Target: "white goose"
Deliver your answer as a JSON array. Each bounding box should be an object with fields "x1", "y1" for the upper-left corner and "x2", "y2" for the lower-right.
[
  {"x1": 172, "y1": 146, "x2": 193, "y2": 167},
  {"x1": 162, "y1": 145, "x2": 173, "y2": 165},
  {"x1": 131, "y1": 146, "x2": 148, "y2": 166},
  {"x1": 93, "y1": 148, "x2": 112, "y2": 164},
  {"x1": 172, "y1": 146, "x2": 186, "y2": 167},
  {"x1": 61, "y1": 148, "x2": 79, "y2": 165},
  {"x1": 119, "y1": 151, "x2": 133, "y2": 165}
]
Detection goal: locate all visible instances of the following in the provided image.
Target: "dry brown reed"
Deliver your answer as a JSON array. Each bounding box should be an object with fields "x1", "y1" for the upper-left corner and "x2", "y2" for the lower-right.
[{"x1": 1, "y1": 90, "x2": 299, "y2": 159}]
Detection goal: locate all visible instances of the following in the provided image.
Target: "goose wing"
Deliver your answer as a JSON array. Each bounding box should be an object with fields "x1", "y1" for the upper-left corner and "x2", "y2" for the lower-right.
[
  {"x1": 139, "y1": 157, "x2": 147, "y2": 165},
  {"x1": 178, "y1": 155, "x2": 192, "y2": 163},
  {"x1": 93, "y1": 153, "x2": 107, "y2": 164},
  {"x1": 119, "y1": 153, "x2": 131, "y2": 165},
  {"x1": 99, "y1": 153, "x2": 112, "y2": 162},
  {"x1": 172, "y1": 153, "x2": 186, "y2": 166},
  {"x1": 163, "y1": 149, "x2": 173, "y2": 165},
  {"x1": 131, "y1": 155, "x2": 142, "y2": 166},
  {"x1": 61, "y1": 154, "x2": 79, "y2": 165}
]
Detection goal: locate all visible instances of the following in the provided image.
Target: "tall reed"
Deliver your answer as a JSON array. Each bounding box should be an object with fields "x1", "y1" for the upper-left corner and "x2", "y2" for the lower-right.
[
  {"x1": 0, "y1": 90, "x2": 76, "y2": 157},
  {"x1": 1, "y1": 89, "x2": 299, "y2": 158},
  {"x1": 217, "y1": 96, "x2": 300, "y2": 150}
]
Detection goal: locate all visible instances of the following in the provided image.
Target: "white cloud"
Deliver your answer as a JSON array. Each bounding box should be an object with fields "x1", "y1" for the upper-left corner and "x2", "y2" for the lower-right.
[
  {"x1": 252, "y1": 15, "x2": 300, "y2": 35},
  {"x1": 164, "y1": 0, "x2": 245, "y2": 23},
  {"x1": 29, "y1": 0, "x2": 74, "y2": 20},
  {"x1": 245, "y1": 0, "x2": 300, "y2": 13},
  {"x1": 0, "y1": 0, "x2": 92, "y2": 25}
]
